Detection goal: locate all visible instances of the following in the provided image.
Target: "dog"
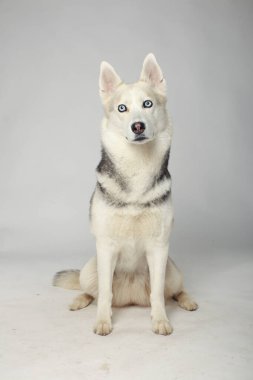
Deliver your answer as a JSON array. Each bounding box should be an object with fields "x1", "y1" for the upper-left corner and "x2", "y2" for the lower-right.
[{"x1": 53, "y1": 53, "x2": 198, "y2": 335}]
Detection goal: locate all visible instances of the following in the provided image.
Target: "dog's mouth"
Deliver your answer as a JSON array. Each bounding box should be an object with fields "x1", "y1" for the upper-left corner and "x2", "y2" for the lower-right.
[
  {"x1": 132, "y1": 136, "x2": 149, "y2": 144},
  {"x1": 125, "y1": 135, "x2": 153, "y2": 145},
  {"x1": 134, "y1": 136, "x2": 148, "y2": 142},
  {"x1": 125, "y1": 133, "x2": 154, "y2": 144}
]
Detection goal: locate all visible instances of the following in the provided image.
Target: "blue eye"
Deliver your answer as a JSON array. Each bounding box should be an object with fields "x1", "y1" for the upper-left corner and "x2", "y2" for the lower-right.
[
  {"x1": 143, "y1": 100, "x2": 153, "y2": 108},
  {"x1": 118, "y1": 104, "x2": 127, "y2": 112}
]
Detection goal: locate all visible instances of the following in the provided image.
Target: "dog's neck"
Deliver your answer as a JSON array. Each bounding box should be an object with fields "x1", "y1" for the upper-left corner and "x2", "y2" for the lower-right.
[{"x1": 98, "y1": 120, "x2": 172, "y2": 196}]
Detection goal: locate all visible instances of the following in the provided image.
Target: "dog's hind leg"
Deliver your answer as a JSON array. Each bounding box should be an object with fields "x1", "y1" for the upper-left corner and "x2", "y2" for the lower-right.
[
  {"x1": 69, "y1": 256, "x2": 98, "y2": 311},
  {"x1": 165, "y1": 257, "x2": 198, "y2": 311}
]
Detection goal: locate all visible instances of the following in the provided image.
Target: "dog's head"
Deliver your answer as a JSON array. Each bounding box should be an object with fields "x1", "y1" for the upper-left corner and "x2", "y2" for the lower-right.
[{"x1": 99, "y1": 54, "x2": 168, "y2": 144}]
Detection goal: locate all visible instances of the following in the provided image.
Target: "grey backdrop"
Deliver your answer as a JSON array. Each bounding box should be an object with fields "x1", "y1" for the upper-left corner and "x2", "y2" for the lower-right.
[{"x1": 0, "y1": 0, "x2": 253, "y2": 259}]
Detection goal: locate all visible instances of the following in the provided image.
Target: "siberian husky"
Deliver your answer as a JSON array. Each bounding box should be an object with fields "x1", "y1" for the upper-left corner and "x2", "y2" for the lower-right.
[{"x1": 53, "y1": 53, "x2": 198, "y2": 335}]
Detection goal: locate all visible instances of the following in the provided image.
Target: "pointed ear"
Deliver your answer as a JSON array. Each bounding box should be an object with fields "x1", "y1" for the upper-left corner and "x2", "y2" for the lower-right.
[
  {"x1": 140, "y1": 53, "x2": 166, "y2": 95},
  {"x1": 99, "y1": 61, "x2": 122, "y2": 101}
]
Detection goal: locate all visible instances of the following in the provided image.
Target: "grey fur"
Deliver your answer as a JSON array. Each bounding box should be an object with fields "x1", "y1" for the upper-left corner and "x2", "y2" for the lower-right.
[
  {"x1": 157, "y1": 148, "x2": 171, "y2": 183},
  {"x1": 97, "y1": 180, "x2": 171, "y2": 208},
  {"x1": 96, "y1": 147, "x2": 128, "y2": 192},
  {"x1": 143, "y1": 189, "x2": 171, "y2": 207},
  {"x1": 97, "y1": 182, "x2": 128, "y2": 207},
  {"x1": 150, "y1": 148, "x2": 171, "y2": 189}
]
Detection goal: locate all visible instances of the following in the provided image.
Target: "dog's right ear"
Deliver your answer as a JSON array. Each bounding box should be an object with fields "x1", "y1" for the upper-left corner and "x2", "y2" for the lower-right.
[{"x1": 99, "y1": 61, "x2": 122, "y2": 102}]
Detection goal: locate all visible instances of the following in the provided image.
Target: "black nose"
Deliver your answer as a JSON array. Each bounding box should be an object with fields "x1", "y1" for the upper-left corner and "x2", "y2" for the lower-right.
[{"x1": 131, "y1": 121, "x2": 145, "y2": 135}]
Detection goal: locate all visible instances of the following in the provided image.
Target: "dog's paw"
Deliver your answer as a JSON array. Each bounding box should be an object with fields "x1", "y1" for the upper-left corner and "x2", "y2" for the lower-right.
[
  {"x1": 94, "y1": 320, "x2": 112, "y2": 336},
  {"x1": 152, "y1": 319, "x2": 173, "y2": 335},
  {"x1": 175, "y1": 291, "x2": 199, "y2": 311},
  {"x1": 179, "y1": 299, "x2": 198, "y2": 311},
  {"x1": 69, "y1": 294, "x2": 93, "y2": 311}
]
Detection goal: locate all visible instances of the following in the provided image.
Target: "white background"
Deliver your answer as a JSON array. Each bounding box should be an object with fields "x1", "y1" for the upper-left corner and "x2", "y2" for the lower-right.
[
  {"x1": 1, "y1": 1, "x2": 253, "y2": 379},
  {"x1": 1, "y1": 0, "x2": 252, "y2": 256}
]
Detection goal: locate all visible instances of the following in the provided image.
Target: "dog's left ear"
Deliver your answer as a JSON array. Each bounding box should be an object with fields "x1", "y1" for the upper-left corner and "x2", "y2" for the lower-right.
[
  {"x1": 99, "y1": 61, "x2": 122, "y2": 102},
  {"x1": 140, "y1": 53, "x2": 166, "y2": 95}
]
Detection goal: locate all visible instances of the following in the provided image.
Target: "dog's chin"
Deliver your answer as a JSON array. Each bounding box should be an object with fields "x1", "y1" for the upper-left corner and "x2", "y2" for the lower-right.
[{"x1": 126, "y1": 136, "x2": 153, "y2": 145}]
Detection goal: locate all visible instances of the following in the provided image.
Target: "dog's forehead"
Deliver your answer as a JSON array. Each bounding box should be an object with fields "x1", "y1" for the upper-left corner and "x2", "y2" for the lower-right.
[{"x1": 114, "y1": 82, "x2": 154, "y2": 104}]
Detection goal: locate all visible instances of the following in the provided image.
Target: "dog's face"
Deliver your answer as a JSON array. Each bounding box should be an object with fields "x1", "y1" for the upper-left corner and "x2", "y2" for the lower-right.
[{"x1": 99, "y1": 54, "x2": 168, "y2": 144}]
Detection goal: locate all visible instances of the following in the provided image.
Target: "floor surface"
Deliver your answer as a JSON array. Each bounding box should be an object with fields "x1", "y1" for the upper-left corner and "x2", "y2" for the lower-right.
[{"x1": 1, "y1": 249, "x2": 252, "y2": 380}]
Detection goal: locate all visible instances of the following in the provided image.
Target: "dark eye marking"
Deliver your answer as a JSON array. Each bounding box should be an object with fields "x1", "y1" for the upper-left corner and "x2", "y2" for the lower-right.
[
  {"x1": 118, "y1": 104, "x2": 128, "y2": 112},
  {"x1": 143, "y1": 100, "x2": 153, "y2": 108}
]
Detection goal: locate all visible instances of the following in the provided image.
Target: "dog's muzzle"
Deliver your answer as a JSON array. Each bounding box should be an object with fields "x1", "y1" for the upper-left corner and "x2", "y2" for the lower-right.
[{"x1": 131, "y1": 121, "x2": 145, "y2": 135}]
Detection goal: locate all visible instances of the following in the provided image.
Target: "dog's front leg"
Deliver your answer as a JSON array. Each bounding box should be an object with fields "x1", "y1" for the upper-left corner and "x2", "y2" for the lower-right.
[
  {"x1": 94, "y1": 239, "x2": 118, "y2": 336},
  {"x1": 146, "y1": 243, "x2": 173, "y2": 335}
]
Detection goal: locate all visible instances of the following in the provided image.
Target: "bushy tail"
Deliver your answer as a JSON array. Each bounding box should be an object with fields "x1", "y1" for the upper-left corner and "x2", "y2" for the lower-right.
[{"x1": 52, "y1": 269, "x2": 80, "y2": 290}]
